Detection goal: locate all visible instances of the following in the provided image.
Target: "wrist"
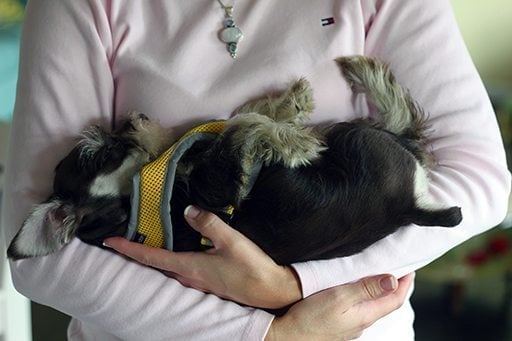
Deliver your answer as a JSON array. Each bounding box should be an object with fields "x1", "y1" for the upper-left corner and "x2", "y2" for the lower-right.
[
  {"x1": 262, "y1": 265, "x2": 302, "y2": 309},
  {"x1": 250, "y1": 265, "x2": 302, "y2": 309},
  {"x1": 279, "y1": 266, "x2": 302, "y2": 306}
]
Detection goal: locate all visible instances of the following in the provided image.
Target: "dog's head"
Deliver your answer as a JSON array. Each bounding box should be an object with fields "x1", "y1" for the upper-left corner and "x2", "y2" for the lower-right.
[{"x1": 7, "y1": 112, "x2": 172, "y2": 260}]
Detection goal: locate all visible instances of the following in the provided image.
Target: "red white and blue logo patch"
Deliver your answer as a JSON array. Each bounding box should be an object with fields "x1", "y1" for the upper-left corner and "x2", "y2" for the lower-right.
[{"x1": 321, "y1": 17, "x2": 335, "y2": 26}]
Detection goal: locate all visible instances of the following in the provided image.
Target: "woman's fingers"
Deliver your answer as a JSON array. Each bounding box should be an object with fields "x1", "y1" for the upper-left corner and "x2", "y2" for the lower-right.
[
  {"x1": 183, "y1": 205, "x2": 241, "y2": 248},
  {"x1": 265, "y1": 273, "x2": 414, "y2": 341},
  {"x1": 103, "y1": 236, "x2": 193, "y2": 274},
  {"x1": 342, "y1": 274, "x2": 399, "y2": 306},
  {"x1": 103, "y1": 205, "x2": 240, "y2": 272},
  {"x1": 348, "y1": 273, "x2": 415, "y2": 329}
]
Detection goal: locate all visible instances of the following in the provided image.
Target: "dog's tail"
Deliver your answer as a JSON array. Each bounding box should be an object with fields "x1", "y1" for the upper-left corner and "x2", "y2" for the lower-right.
[{"x1": 336, "y1": 56, "x2": 426, "y2": 140}]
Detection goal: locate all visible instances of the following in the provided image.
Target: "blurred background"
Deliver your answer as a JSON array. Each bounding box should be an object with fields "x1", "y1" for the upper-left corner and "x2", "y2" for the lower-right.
[{"x1": 0, "y1": 0, "x2": 511, "y2": 340}]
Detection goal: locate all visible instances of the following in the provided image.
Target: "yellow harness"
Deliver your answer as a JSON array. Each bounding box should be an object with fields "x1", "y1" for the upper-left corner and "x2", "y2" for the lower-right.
[{"x1": 126, "y1": 121, "x2": 227, "y2": 249}]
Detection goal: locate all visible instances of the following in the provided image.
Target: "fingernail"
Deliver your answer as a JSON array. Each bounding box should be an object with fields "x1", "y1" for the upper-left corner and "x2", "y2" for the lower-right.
[
  {"x1": 380, "y1": 276, "x2": 398, "y2": 291},
  {"x1": 102, "y1": 241, "x2": 112, "y2": 248},
  {"x1": 184, "y1": 205, "x2": 200, "y2": 218}
]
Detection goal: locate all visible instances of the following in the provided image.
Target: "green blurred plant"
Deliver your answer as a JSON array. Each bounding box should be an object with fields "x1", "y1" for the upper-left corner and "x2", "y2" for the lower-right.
[{"x1": 0, "y1": 0, "x2": 24, "y2": 28}]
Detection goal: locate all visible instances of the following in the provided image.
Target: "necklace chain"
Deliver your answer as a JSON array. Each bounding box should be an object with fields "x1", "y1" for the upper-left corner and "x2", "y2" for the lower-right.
[
  {"x1": 217, "y1": 0, "x2": 234, "y2": 17},
  {"x1": 217, "y1": 0, "x2": 234, "y2": 18}
]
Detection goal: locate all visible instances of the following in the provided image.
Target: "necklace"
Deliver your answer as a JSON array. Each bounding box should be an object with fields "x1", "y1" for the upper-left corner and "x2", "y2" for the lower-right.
[{"x1": 216, "y1": 0, "x2": 244, "y2": 58}]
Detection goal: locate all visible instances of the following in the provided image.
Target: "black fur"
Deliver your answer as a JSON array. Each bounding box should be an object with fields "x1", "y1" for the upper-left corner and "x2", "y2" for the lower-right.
[
  {"x1": 7, "y1": 57, "x2": 463, "y2": 262},
  {"x1": 174, "y1": 120, "x2": 461, "y2": 264}
]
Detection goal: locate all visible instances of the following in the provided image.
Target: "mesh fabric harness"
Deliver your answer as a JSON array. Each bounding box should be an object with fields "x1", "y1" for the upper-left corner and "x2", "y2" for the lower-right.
[{"x1": 125, "y1": 121, "x2": 226, "y2": 249}]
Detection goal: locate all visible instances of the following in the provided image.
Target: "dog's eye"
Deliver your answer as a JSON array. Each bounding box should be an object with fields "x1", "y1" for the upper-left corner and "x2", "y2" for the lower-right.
[
  {"x1": 121, "y1": 120, "x2": 137, "y2": 132},
  {"x1": 93, "y1": 142, "x2": 130, "y2": 174}
]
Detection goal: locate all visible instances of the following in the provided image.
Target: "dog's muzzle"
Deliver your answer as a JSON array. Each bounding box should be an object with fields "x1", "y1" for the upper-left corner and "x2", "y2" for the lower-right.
[{"x1": 125, "y1": 121, "x2": 229, "y2": 249}]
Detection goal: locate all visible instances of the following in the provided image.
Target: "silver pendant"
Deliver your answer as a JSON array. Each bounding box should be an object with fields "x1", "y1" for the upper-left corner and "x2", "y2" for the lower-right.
[{"x1": 218, "y1": 6, "x2": 243, "y2": 58}]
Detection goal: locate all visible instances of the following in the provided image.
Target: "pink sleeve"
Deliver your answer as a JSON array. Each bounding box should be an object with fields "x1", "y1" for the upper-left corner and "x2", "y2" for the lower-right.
[
  {"x1": 1, "y1": 1, "x2": 273, "y2": 340},
  {"x1": 292, "y1": 0, "x2": 511, "y2": 297}
]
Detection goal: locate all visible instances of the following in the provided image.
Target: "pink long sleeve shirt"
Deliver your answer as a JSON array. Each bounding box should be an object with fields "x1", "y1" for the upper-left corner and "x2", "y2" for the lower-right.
[{"x1": 2, "y1": 0, "x2": 510, "y2": 340}]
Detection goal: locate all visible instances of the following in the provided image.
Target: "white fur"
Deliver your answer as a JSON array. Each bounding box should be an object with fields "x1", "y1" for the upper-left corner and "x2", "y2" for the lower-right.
[
  {"x1": 79, "y1": 127, "x2": 106, "y2": 160},
  {"x1": 413, "y1": 162, "x2": 439, "y2": 210},
  {"x1": 12, "y1": 203, "x2": 56, "y2": 256},
  {"x1": 11, "y1": 202, "x2": 77, "y2": 257},
  {"x1": 89, "y1": 152, "x2": 150, "y2": 197}
]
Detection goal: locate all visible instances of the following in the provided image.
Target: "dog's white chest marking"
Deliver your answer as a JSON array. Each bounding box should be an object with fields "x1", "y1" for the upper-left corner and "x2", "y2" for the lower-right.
[{"x1": 89, "y1": 153, "x2": 147, "y2": 197}]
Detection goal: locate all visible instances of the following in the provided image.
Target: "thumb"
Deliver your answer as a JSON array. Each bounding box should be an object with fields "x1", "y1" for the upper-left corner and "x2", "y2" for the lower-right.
[
  {"x1": 183, "y1": 205, "x2": 237, "y2": 247},
  {"x1": 343, "y1": 275, "x2": 398, "y2": 306}
]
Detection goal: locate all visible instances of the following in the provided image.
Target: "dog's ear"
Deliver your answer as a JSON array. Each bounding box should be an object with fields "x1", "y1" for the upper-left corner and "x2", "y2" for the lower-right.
[{"x1": 7, "y1": 199, "x2": 82, "y2": 260}]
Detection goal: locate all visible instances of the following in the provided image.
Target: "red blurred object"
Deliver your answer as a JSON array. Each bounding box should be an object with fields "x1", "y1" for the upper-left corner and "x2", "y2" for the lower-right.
[
  {"x1": 464, "y1": 235, "x2": 510, "y2": 267},
  {"x1": 465, "y1": 250, "x2": 489, "y2": 266},
  {"x1": 487, "y1": 236, "x2": 510, "y2": 255}
]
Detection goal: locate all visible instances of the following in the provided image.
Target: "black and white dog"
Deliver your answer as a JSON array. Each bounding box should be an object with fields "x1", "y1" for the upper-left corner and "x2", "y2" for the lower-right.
[{"x1": 7, "y1": 56, "x2": 462, "y2": 264}]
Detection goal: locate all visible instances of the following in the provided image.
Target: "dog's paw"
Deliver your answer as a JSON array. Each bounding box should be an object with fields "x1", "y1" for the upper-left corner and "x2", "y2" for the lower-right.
[
  {"x1": 123, "y1": 111, "x2": 175, "y2": 158},
  {"x1": 273, "y1": 78, "x2": 315, "y2": 123},
  {"x1": 236, "y1": 78, "x2": 315, "y2": 124},
  {"x1": 277, "y1": 127, "x2": 326, "y2": 168}
]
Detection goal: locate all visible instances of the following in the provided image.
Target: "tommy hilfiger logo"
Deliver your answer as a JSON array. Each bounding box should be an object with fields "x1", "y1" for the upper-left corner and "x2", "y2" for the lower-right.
[{"x1": 321, "y1": 17, "x2": 335, "y2": 26}]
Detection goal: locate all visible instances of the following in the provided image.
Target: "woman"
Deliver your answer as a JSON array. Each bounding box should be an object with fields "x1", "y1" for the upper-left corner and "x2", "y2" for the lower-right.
[{"x1": 3, "y1": 0, "x2": 509, "y2": 339}]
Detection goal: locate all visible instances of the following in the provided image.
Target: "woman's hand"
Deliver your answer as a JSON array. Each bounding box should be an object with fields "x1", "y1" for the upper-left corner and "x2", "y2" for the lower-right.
[
  {"x1": 266, "y1": 273, "x2": 414, "y2": 341},
  {"x1": 104, "y1": 206, "x2": 302, "y2": 309},
  {"x1": 105, "y1": 205, "x2": 413, "y2": 339}
]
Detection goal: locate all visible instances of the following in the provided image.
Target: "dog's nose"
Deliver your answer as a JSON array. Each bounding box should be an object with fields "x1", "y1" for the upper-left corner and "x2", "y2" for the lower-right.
[{"x1": 139, "y1": 113, "x2": 149, "y2": 121}]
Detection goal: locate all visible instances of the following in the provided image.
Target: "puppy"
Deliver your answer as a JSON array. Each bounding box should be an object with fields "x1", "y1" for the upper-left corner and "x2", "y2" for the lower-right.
[
  {"x1": 7, "y1": 56, "x2": 462, "y2": 264},
  {"x1": 6, "y1": 114, "x2": 174, "y2": 259}
]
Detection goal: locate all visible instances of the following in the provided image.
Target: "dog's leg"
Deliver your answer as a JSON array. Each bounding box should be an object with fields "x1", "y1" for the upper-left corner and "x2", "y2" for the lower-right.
[
  {"x1": 225, "y1": 113, "x2": 325, "y2": 169},
  {"x1": 122, "y1": 111, "x2": 176, "y2": 158},
  {"x1": 189, "y1": 112, "x2": 325, "y2": 209},
  {"x1": 336, "y1": 56, "x2": 433, "y2": 167},
  {"x1": 237, "y1": 78, "x2": 315, "y2": 124},
  {"x1": 229, "y1": 79, "x2": 324, "y2": 169},
  {"x1": 188, "y1": 125, "x2": 320, "y2": 209},
  {"x1": 336, "y1": 56, "x2": 426, "y2": 138},
  {"x1": 189, "y1": 80, "x2": 322, "y2": 208},
  {"x1": 336, "y1": 57, "x2": 462, "y2": 227},
  {"x1": 273, "y1": 78, "x2": 315, "y2": 123}
]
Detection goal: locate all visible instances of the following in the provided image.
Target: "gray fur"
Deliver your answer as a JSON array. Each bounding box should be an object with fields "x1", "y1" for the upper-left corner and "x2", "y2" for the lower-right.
[{"x1": 336, "y1": 56, "x2": 426, "y2": 136}]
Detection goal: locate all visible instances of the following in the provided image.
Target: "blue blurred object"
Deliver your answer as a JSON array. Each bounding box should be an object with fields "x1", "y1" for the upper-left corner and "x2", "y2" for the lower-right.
[
  {"x1": 0, "y1": 23, "x2": 21, "y2": 122},
  {"x1": 0, "y1": 0, "x2": 24, "y2": 122}
]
